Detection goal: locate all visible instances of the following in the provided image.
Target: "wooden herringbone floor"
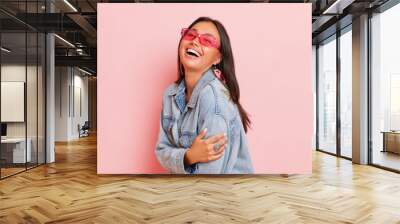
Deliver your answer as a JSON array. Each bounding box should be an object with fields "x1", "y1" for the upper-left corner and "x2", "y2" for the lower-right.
[{"x1": 1, "y1": 134, "x2": 400, "y2": 224}]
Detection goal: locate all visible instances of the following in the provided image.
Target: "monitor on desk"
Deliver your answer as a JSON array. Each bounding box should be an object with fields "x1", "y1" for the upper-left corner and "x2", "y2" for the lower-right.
[{"x1": 1, "y1": 123, "x2": 7, "y2": 138}]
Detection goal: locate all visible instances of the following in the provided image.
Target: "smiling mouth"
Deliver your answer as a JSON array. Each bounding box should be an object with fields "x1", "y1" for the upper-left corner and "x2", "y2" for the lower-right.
[{"x1": 185, "y1": 48, "x2": 201, "y2": 58}]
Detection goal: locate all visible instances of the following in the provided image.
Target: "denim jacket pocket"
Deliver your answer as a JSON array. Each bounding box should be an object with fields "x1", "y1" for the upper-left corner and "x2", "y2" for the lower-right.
[
  {"x1": 162, "y1": 115, "x2": 174, "y2": 130},
  {"x1": 162, "y1": 115, "x2": 176, "y2": 145},
  {"x1": 179, "y1": 131, "x2": 196, "y2": 148}
]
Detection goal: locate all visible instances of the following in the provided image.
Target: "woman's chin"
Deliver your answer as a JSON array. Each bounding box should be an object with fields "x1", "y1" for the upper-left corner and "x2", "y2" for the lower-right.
[{"x1": 181, "y1": 62, "x2": 203, "y2": 72}]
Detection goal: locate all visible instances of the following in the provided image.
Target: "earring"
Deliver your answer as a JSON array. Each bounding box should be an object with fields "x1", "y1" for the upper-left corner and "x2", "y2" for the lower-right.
[{"x1": 213, "y1": 64, "x2": 224, "y2": 82}]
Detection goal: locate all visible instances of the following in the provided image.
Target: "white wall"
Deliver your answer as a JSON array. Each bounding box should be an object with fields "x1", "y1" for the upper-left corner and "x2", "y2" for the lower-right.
[
  {"x1": 55, "y1": 66, "x2": 70, "y2": 141},
  {"x1": 1, "y1": 65, "x2": 41, "y2": 137},
  {"x1": 1, "y1": 65, "x2": 26, "y2": 134},
  {"x1": 55, "y1": 67, "x2": 89, "y2": 141},
  {"x1": 72, "y1": 72, "x2": 89, "y2": 138}
]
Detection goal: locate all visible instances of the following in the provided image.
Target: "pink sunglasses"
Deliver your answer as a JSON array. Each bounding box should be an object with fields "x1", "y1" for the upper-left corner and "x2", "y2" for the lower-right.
[{"x1": 181, "y1": 28, "x2": 220, "y2": 50}]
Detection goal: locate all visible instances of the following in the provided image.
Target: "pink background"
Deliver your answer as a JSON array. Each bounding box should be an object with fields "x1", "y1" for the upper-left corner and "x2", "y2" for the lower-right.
[{"x1": 97, "y1": 3, "x2": 312, "y2": 174}]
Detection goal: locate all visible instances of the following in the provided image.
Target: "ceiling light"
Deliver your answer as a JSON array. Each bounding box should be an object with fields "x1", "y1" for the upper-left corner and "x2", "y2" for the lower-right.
[
  {"x1": 78, "y1": 67, "x2": 93, "y2": 76},
  {"x1": 63, "y1": 0, "x2": 78, "y2": 12},
  {"x1": 1, "y1": 47, "x2": 11, "y2": 53},
  {"x1": 54, "y1": 34, "x2": 75, "y2": 48},
  {"x1": 322, "y1": 0, "x2": 354, "y2": 15}
]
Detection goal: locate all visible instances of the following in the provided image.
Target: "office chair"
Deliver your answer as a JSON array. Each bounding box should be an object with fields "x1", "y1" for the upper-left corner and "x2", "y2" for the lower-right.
[{"x1": 79, "y1": 121, "x2": 90, "y2": 138}]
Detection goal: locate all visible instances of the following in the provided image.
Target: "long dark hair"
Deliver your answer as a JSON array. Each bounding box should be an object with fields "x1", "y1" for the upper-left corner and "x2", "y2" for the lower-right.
[{"x1": 176, "y1": 17, "x2": 251, "y2": 133}]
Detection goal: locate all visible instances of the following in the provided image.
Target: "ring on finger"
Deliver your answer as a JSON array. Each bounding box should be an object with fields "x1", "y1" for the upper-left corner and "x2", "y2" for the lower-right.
[{"x1": 213, "y1": 143, "x2": 221, "y2": 151}]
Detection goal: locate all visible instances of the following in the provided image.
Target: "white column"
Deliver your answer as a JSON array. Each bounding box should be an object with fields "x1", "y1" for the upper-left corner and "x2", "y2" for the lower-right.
[
  {"x1": 46, "y1": 1, "x2": 55, "y2": 163},
  {"x1": 352, "y1": 14, "x2": 369, "y2": 164}
]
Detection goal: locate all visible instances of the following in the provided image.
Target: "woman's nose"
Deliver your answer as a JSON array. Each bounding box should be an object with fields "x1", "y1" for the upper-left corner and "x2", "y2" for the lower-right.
[{"x1": 192, "y1": 36, "x2": 201, "y2": 46}]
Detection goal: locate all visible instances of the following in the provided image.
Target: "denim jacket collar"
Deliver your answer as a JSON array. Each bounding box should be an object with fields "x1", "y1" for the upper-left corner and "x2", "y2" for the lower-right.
[{"x1": 169, "y1": 68, "x2": 216, "y2": 112}]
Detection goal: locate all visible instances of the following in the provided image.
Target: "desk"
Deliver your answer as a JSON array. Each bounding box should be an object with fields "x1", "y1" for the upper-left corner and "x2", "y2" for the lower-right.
[
  {"x1": 1, "y1": 138, "x2": 31, "y2": 163},
  {"x1": 381, "y1": 131, "x2": 400, "y2": 154}
]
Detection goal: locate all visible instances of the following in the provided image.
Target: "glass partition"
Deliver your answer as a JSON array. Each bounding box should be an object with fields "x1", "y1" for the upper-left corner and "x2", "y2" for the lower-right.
[
  {"x1": 27, "y1": 30, "x2": 38, "y2": 169},
  {"x1": 38, "y1": 32, "x2": 45, "y2": 165},
  {"x1": 1, "y1": 31, "x2": 28, "y2": 177},
  {"x1": 0, "y1": 1, "x2": 46, "y2": 179}
]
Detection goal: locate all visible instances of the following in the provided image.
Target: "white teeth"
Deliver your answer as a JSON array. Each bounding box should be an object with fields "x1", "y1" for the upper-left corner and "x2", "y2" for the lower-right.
[{"x1": 186, "y1": 48, "x2": 200, "y2": 57}]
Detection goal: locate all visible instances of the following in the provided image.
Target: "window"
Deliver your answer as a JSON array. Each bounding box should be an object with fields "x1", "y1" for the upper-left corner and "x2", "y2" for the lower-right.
[
  {"x1": 317, "y1": 35, "x2": 337, "y2": 154},
  {"x1": 371, "y1": 3, "x2": 400, "y2": 171},
  {"x1": 339, "y1": 27, "x2": 352, "y2": 158}
]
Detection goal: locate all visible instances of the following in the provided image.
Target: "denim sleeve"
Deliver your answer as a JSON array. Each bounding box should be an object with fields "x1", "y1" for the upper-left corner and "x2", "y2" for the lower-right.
[
  {"x1": 155, "y1": 114, "x2": 195, "y2": 174},
  {"x1": 194, "y1": 86, "x2": 229, "y2": 174},
  {"x1": 225, "y1": 115, "x2": 254, "y2": 174}
]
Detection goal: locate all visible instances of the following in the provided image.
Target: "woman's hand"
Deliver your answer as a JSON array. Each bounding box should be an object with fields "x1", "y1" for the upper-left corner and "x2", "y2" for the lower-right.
[{"x1": 184, "y1": 128, "x2": 227, "y2": 166}]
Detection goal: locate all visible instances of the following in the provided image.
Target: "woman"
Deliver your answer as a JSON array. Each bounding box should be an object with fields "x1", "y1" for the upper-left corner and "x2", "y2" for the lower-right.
[{"x1": 155, "y1": 17, "x2": 253, "y2": 174}]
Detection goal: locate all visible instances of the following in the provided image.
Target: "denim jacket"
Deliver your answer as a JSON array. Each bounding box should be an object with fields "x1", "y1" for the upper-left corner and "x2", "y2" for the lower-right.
[{"x1": 155, "y1": 68, "x2": 254, "y2": 174}]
